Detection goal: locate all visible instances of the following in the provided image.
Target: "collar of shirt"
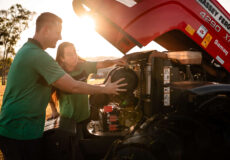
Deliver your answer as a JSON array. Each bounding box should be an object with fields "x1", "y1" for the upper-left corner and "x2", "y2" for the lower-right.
[{"x1": 28, "y1": 38, "x2": 43, "y2": 49}]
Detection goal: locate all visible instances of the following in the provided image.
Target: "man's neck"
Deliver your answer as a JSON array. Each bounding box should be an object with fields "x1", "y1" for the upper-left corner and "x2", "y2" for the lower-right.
[
  {"x1": 33, "y1": 35, "x2": 46, "y2": 50},
  {"x1": 28, "y1": 38, "x2": 43, "y2": 49}
]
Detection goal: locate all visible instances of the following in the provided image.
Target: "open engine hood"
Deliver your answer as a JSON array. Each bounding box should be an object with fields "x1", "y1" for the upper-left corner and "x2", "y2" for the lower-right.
[
  {"x1": 73, "y1": 0, "x2": 144, "y2": 54},
  {"x1": 72, "y1": 0, "x2": 230, "y2": 73}
]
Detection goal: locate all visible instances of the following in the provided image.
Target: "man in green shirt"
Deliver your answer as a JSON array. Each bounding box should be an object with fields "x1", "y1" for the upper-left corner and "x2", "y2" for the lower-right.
[{"x1": 0, "y1": 12, "x2": 126, "y2": 160}]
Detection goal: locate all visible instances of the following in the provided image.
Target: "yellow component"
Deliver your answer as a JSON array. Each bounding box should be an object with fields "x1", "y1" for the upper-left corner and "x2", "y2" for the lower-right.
[
  {"x1": 185, "y1": 24, "x2": 195, "y2": 36},
  {"x1": 201, "y1": 33, "x2": 212, "y2": 48},
  {"x1": 0, "y1": 150, "x2": 4, "y2": 160},
  {"x1": 119, "y1": 107, "x2": 142, "y2": 127}
]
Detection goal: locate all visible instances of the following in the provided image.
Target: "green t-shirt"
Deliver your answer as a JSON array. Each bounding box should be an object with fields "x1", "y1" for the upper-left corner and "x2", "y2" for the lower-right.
[
  {"x1": 59, "y1": 62, "x2": 97, "y2": 122},
  {"x1": 0, "y1": 41, "x2": 65, "y2": 140}
]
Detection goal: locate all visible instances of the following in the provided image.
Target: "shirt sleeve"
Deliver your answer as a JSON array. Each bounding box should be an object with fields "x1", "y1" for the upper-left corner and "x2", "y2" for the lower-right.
[{"x1": 32, "y1": 51, "x2": 66, "y2": 85}]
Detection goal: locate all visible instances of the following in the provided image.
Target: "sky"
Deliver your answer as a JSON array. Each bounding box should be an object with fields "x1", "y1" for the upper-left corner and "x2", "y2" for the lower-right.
[{"x1": 0, "y1": 0, "x2": 230, "y2": 58}]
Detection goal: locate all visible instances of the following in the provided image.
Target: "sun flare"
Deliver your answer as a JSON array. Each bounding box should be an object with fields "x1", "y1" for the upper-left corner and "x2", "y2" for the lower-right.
[
  {"x1": 78, "y1": 15, "x2": 95, "y2": 30},
  {"x1": 60, "y1": 15, "x2": 101, "y2": 58}
]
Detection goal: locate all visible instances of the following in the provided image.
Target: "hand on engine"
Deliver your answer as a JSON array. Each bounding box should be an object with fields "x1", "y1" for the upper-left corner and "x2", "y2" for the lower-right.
[{"x1": 104, "y1": 76, "x2": 127, "y2": 95}]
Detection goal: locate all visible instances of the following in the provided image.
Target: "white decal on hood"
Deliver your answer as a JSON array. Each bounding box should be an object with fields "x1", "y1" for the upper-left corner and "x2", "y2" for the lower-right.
[
  {"x1": 197, "y1": 25, "x2": 208, "y2": 38},
  {"x1": 214, "y1": 39, "x2": 229, "y2": 56},
  {"x1": 116, "y1": 0, "x2": 137, "y2": 7},
  {"x1": 216, "y1": 55, "x2": 224, "y2": 64},
  {"x1": 197, "y1": 0, "x2": 230, "y2": 34}
]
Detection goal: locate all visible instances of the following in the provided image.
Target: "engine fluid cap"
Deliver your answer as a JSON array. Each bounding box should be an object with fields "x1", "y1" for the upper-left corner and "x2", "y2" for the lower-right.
[{"x1": 104, "y1": 105, "x2": 113, "y2": 112}]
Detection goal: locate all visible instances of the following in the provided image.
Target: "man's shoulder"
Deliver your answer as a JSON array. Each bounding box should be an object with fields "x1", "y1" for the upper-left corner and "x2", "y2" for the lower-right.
[
  {"x1": 14, "y1": 43, "x2": 51, "y2": 66},
  {"x1": 18, "y1": 42, "x2": 45, "y2": 55}
]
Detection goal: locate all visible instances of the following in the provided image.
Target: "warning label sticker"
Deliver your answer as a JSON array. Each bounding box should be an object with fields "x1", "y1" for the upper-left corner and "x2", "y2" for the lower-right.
[
  {"x1": 201, "y1": 33, "x2": 212, "y2": 48},
  {"x1": 197, "y1": 25, "x2": 208, "y2": 38},
  {"x1": 185, "y1": 24, "x2": 195, "y2": 36}
]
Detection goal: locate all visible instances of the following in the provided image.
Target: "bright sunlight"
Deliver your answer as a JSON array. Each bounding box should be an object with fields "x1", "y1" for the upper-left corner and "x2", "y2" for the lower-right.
[
  {"x1": 60, "y1": 15, "x2": 99, "y2": 58},
  {"x1": 60, "y1": 14, "x2": 124, "y2": 58},
  {"x1": 20, "y1": 11, "x2": 124, "y2": 59}
]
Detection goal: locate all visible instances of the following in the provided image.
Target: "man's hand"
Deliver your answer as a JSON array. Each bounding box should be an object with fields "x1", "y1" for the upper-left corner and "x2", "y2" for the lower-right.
[{"x1": 104, "y1": 77, "x2": 127, "y2": 95}]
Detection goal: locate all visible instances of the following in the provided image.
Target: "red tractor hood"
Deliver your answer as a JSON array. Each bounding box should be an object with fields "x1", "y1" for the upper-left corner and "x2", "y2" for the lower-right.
[{"x1": 73, "y1": 0, "x2": 230, "y2": 72}]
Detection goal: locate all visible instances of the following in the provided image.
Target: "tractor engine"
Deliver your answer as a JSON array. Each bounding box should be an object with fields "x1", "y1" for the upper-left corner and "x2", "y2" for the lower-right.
[{"x1": 88, "y1": 50, "x2": 230, "y2": 160}]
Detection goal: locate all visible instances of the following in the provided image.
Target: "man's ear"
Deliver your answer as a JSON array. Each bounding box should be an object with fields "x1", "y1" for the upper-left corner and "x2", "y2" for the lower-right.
[{"x1": 42, "y1": 25, "x2": 50, "y2": 34}]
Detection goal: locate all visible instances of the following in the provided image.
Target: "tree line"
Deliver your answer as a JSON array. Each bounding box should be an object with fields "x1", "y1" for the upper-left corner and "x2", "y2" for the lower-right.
[{"x1": 0, "y1": 4, "x2": 35, "y2": 85}]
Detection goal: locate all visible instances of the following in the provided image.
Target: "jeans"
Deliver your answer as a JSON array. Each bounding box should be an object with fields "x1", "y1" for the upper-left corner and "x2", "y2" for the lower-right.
[{"x1": 0, "y1": 135, "x2": 43, "y2": 160}]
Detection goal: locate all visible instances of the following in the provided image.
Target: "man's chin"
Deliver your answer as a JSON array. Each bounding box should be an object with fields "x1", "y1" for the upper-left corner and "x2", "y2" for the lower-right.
[{"x1": 50, "y1": 44, "x2": 56, "y2": 48}]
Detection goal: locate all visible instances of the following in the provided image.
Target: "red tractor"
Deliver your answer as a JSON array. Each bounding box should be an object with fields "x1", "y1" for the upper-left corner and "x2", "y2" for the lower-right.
[{"x1": 45, "y1": 0, "x2": 230, "y2": 159}]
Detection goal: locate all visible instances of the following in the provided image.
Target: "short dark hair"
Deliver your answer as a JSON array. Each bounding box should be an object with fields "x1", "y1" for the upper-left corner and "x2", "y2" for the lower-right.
[{"x1": 36, "y1": 12, "x2": 62, "y2": 32}]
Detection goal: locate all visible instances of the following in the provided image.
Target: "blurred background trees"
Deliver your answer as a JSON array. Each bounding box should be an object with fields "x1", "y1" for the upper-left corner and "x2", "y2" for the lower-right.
[{"x1": 0, "y1": 4, "x2": 35, "y2": 85}]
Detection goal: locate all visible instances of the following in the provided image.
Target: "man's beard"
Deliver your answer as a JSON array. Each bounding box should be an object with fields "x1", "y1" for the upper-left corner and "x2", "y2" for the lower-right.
[
  {"x1": 46, "y1": 39, "x2": 57, "y2": 48},
  {"x1": 50, "y1": 42, "x2": 57, "y2": 48}
]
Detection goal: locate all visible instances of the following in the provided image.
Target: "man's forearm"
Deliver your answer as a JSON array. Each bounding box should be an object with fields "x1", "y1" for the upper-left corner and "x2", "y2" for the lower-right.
[
  {"x1": 52, "y1": 73, "x2": 107, "y2": 95},
  {"x1": 71, "y1": 80, "x2": 107, "y2": 94}
]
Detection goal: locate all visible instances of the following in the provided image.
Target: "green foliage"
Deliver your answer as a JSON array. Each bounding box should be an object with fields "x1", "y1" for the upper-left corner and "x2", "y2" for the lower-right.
[
  {"x1": 0, "y1": 4, "x2": 35, "y2": 85},
  {"x1": 0, "y1": 58, "x2": 13, "y2": 70},
  {"x1": 0, "y1": 4, "x2": 35, "y2": 56}
]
